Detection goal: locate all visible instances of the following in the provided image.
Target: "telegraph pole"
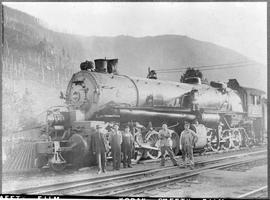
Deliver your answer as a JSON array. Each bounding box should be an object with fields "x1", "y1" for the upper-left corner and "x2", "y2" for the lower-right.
[{"x1": 1, "y1": 3, "x2": 4, "y2": 48}]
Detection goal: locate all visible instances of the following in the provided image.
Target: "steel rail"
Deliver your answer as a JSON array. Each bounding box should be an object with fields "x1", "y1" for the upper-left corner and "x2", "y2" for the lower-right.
[
  {"x1": 237, "y1": 186, "x2": 268, "y2": 198},
  {"x1": 140, "y1": 146, "x2": 266, "y2": 164},
  {"x1": 95, "y1": 156, "x2": 266, "y2": 196},
  {"x1": 6, "y1": 149, "x2": 266, "y2": 195},
  {"x1": 29, "y1": 150, "x2": 267, "y2": 195},
  {"x1": 47, "y1": 151, "x2": 266, "y2": 195},
  {"x1": 6, "y1": 168, "x2": 152, "y2": 194},
  {"x1": 20, "y1": 156, "x2": 220, "y2": 195},
  {"x1": 68, "y1": 152, "x2": 266, "y2": 195}
]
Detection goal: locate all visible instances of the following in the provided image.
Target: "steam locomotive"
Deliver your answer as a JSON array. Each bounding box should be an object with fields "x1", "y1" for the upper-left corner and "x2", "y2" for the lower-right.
[{"x1": 36, "y1": 58, "x2": 267, "y2": 171}]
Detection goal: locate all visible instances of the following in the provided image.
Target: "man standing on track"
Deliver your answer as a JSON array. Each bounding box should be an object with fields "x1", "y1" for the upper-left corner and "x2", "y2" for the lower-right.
[
  {"x1": 109, "y1": 123, "x2": 122, "y2": 170},
  {"x1": 92, "y1": 125, "x2": 108, "y2": 174},
  {"x1": 179, "y1": 121, "x2": 198, "y2": 169},
  {"x1": 121, "y1": 125, "x2": 134, "y2": 168},
  {"x1": 158, "y1": 123, "x2": 178, "y2": 167}
]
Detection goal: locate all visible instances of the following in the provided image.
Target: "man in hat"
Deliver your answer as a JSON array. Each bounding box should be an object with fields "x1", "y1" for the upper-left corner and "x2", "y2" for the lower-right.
[
  {"x1": 92, "y1": 125, "x2": 108, "y2": 174},
  {"x1": 121, "y1": 125, "x2": 134, "y2": 168},
  {"x1": 190, "y1": 119, "x2": 199, "y2": 133},
  {"x1": 179, "y1": 121, "x2": 198, "y2": 169},
  {"x1": 158, "y1": 123, "x2": 178, "y2": 167},
  {"x1": 109, "y1": 123, "x2": 122, "y2": 170},
  {"x1": 217, "y1": 121, "x2": 224, "y2": 150}
]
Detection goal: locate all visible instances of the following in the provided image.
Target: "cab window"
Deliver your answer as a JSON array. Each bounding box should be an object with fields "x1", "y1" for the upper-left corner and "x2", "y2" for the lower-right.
[
  {"x1": 256, "y1": 96, "x2": 261, "y2": 105},
  {"x1": 250, "y1": 95, "x2": 261, "y2": 105},
  {"x1": 181, "y1": 95, "x2": 192, "y2": 108}
]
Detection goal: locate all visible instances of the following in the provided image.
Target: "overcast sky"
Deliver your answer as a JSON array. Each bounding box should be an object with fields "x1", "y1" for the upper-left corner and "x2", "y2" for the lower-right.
[{"x1": 4, "y1": 2, "x2": 267, "y2": 64}]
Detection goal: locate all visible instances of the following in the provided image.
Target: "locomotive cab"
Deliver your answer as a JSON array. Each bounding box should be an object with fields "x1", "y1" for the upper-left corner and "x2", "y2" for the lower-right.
[{"x1": 243, "y1": 87, "x2": 266, "y2": 143}]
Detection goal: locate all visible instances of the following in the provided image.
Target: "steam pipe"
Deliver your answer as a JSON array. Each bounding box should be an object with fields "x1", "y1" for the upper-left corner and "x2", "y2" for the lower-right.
[{"x1": 118, "y1": 108, "x2": 196, "y2": 120}]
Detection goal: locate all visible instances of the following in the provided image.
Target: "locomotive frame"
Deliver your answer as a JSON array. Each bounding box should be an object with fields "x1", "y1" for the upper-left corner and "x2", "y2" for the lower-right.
[{"x1": 35, "y1": 58, "x2": 267, "y2": 171}]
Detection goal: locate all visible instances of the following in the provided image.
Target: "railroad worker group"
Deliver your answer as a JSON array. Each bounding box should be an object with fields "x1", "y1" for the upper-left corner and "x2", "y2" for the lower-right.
[{"x1": 92, "y1": 120, "x2": 199, "y2": 174}]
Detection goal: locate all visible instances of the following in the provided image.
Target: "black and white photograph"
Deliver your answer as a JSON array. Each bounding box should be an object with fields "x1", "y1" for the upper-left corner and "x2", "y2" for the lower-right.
[{"x1": 1, "y1": 1, "x2": 268, "y2": 198}]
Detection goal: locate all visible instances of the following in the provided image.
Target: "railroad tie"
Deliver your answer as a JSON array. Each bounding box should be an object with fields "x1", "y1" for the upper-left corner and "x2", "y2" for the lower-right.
[{"x1": 14, "y1": 144, "x2": 26, "y2": 170}]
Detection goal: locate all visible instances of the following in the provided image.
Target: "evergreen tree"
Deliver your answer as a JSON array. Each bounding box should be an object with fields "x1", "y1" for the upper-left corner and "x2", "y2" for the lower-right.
[{"x1": 18, "y1": 88, "x2": 39, "y2": 129}]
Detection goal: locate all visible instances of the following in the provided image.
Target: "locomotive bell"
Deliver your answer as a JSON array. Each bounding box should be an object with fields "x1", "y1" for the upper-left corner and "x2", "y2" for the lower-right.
[{"x1": 80, "y1": 60, "x2": 94, "y2": 71}]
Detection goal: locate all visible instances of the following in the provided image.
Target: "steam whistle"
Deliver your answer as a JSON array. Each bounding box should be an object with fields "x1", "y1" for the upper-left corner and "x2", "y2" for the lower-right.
[{"x1": 147, "y1": 67, "x2": 157, "y2": 79}]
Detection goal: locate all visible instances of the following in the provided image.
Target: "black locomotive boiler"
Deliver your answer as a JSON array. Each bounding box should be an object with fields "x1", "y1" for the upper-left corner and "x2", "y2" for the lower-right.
[{"x1": 35, "y1": 58, "x2": 266, "y2": 171}]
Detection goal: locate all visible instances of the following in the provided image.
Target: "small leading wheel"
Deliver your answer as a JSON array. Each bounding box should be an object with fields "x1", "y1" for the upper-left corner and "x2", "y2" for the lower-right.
[
  {"x1": 49, "y1": 162, "x2": 66, "y2": 172},
  {"x1": 145, "y1": 130, "x2": 161, "y2": 159},
  {"x1": 208, "y1": 129, "x2": 220, "y2": 152}
]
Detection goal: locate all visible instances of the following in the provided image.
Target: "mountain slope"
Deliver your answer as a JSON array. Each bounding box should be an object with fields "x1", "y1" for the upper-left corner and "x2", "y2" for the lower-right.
[
  {"x1": 80, "y1": 35, "x2": 249, "y2": 75},
  {"x1": 4, "y1": 6, "x2": 265, "y2": 86}
]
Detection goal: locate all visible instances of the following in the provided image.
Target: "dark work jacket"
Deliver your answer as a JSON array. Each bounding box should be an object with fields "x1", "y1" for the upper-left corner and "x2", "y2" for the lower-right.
[
  {"x1": 109, "y1": 131, "x2": 122, "y2": 152},
  {"x1": 180, "y1": 129, "x2": 198, "y2": 149},
  {"x1": 91, "y1": 131, "x2": 107, "y2": 154},
  {"x1": 121, "y1": 132, "x2": 134, "y2": 154}
]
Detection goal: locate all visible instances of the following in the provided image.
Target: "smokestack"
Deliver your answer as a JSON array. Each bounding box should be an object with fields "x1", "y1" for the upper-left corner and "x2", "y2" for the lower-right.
[
  {"x1": 107, "y1": 59, "x2": 118, "y2": 74},
  {"x1": 94, "y1": 59, "x2": 107, "y2": 73}
]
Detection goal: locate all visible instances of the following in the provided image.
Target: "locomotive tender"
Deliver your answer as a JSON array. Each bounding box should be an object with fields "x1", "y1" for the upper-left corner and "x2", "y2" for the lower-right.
[{"x1": 36, "y1": 58, "x2": 266, "y2": 171}]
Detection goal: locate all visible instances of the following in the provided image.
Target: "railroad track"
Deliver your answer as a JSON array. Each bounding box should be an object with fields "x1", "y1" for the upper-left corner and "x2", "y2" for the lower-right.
[
  {"x1": 140, "y1": 145, "x2": 267, "y2": 164},
  {"x1": 78, "y1": 154, "x2": 266, "y2": 196},
  {"x1": 7, "y1": 150, "x2": 266, "y2": 196},
  {"x1": 237, "y1": 186, "x2": 268, "y2": 198}
]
